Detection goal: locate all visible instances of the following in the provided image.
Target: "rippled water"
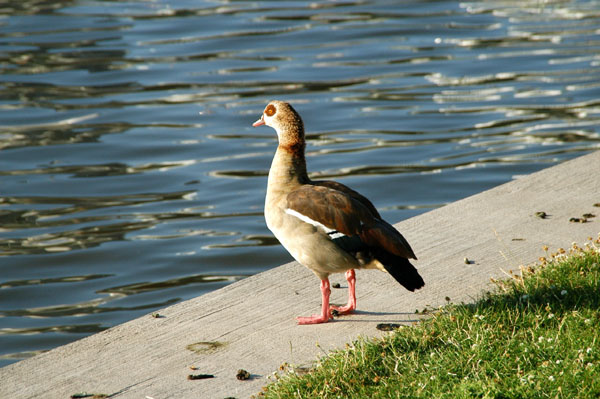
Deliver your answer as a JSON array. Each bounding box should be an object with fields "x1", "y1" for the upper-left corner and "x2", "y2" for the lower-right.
[{"x1": 1, "y1": 0, "x2": 599, "y2": 367}]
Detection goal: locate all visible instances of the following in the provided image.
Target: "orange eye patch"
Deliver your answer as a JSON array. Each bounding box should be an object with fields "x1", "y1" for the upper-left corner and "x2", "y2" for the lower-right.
[{"x1": 265, "y1": 104, "x2": 276, "y2": 117}]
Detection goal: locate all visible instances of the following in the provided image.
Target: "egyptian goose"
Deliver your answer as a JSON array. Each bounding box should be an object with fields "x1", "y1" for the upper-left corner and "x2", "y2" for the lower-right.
[{"x1": 253, "y1": 100, "x2": 424, "y2": 324}]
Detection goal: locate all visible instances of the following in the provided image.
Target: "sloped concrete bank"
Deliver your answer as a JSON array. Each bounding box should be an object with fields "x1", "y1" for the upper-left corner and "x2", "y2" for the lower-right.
[{"x1": 1, "y1": 151, "x2": 598, "y2": 399}]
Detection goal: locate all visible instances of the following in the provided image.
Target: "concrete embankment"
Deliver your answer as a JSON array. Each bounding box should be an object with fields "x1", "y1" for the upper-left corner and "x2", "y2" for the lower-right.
[{"x1": 1, "y1": 151, "x2": 598, "y2": 399}]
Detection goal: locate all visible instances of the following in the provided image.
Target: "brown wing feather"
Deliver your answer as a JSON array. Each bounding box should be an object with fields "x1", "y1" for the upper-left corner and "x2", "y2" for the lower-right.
[
  {"x1": 286, "y1": 185, "x2": 371, "y2": 236},
  {"x1": 286, "y1": 183, "x2": 417, "y2": 260},
  {"x1": 359, "y1": 221, "x2": 417, "y2": 260},
  {"x1": 312, "y1": 180, "x2": 381, "y2": 218}
]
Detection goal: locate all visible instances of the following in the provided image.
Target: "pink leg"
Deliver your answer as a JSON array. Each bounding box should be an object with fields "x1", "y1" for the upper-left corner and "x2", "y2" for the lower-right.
[
  {"x1": 330, "y1": 269, "x2": 357, "y2": 315},
  {"x1": 297, "y1": 279, "x2": 333, "y2": 325}
]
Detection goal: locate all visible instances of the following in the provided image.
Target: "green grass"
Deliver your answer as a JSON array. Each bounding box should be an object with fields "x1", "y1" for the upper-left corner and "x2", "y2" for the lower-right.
[{"x1": 261, "y1": 237, "x2": 600, "y2": 399}]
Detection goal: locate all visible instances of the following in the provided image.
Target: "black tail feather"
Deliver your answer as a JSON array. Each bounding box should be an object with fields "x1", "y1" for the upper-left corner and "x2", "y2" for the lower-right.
[{"x1": 375, "y1": 250, "x2": 424, "y2": 292}]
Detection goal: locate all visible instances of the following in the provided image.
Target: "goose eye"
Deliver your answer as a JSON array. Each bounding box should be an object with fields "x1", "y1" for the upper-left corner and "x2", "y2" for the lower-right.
[{"x1": 265, "y1": 104, "x2": 276, "y2": 117}]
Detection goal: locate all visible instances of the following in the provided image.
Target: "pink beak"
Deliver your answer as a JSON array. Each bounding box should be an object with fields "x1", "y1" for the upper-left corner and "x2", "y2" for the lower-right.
[{"x1": 252, "y1": 116, "x2": 265, "y2": 127}]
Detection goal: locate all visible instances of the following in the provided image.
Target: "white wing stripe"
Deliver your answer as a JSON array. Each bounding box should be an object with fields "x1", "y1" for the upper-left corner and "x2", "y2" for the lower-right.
[{"x1": 284, "y1": 208, "x2": 336, "y2": 233}]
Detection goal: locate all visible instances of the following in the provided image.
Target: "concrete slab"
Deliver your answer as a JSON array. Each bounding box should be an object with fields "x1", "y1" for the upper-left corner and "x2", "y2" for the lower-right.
[{"x1": 1, "y1": 151, "x2": 599, "y2": 399}]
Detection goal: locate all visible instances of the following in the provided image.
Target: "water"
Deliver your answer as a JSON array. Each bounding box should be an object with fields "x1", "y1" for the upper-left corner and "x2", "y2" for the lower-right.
[{"x1": 1, "y1": 0, "x2": 599, "y2": 367}]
